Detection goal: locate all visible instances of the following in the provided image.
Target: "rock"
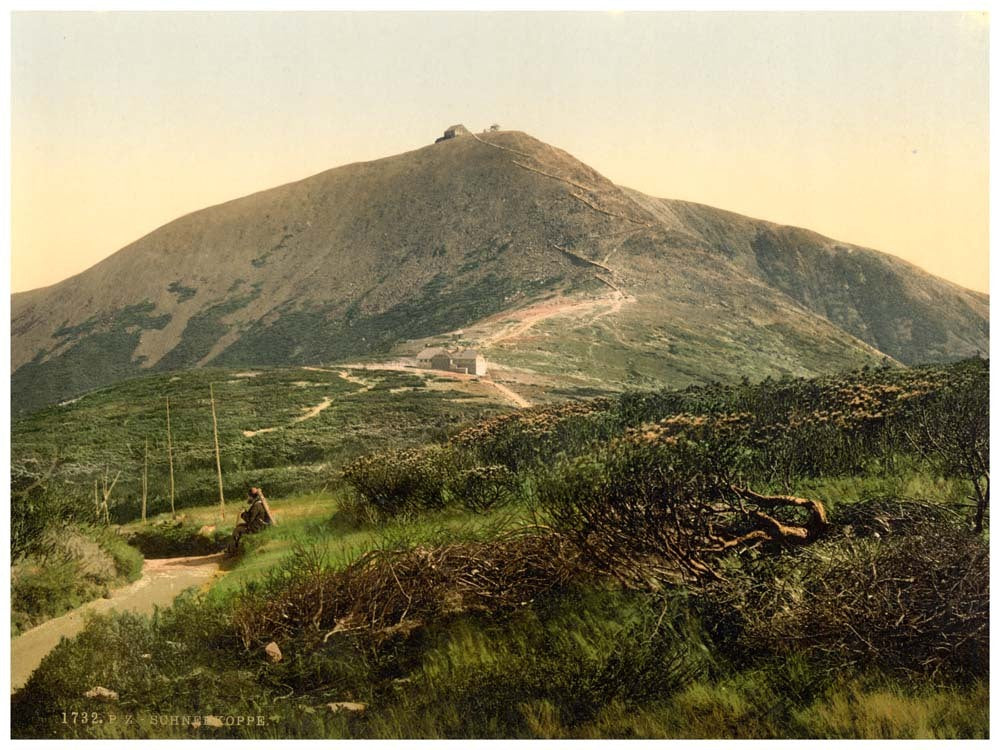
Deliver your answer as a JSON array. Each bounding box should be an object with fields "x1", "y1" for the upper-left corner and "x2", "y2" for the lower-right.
[
  {"x1": 264, "y1": 641, "x2": 282, "y2": 663},
  {"x1": 198, "y1": 525, "x2": 217, "y2": 537},
  {"x1": 203, "y1": 715, "x2": 224, "y2": 728},
  {"x1": 141, "y1": 653, "x2": 152, "y2": 660},
  {"x1": 84, "y1": 686, "x2": 118, "y2": 702},
  {"x1": 327, "y1": 701, "x2": 367, "y2": 715}
]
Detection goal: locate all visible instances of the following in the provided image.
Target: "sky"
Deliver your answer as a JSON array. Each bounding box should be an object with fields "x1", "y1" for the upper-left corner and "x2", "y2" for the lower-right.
[{"x1": 11, "y1": 11, "x2": 990, "y2": 293}]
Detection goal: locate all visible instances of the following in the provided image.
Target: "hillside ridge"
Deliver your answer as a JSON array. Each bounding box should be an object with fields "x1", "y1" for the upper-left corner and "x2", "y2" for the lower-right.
[{"x1": 11, "y1": 127, "x2": 988, "y2": 414}]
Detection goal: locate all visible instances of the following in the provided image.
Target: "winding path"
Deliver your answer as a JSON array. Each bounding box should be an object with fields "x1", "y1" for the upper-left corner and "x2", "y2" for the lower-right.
[{"x1": 11, "y1": 553, "x2": 223, "y2": 692}]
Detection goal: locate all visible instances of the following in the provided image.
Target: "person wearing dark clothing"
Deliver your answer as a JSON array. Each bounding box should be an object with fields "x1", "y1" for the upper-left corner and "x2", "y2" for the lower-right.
[{"x1": 228, "y1": 487, "x2": 272, "y2": 553}]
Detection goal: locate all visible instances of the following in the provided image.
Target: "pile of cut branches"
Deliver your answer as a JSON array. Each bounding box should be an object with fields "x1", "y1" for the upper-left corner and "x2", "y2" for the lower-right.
[
  {"x1": 539, "y1": 443, "x2": 828, "y2": 588},
  {"x1": 700, "y1": 521, "x2": 989, "y2": 679},
  {"x1": 834, "y1": 494, "x2": 966, "y2": 537},
  {"x1": 232, "y1": 528, "x2": 585, "y2": 649}
]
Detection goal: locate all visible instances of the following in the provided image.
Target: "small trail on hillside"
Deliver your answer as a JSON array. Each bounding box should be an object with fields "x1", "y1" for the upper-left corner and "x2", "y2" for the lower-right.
[
  {"x1": 243, "y1": 369, "x2": 366, "y2": 437},
  {"x1": 338, "y1": 361, "x2": 534, "y2": 409},
  {"x1": 478, "y1": 289, "x2": 634, "y2": 349},
  {"x1": 293, "y1": 396, "x2": 333, "y2": 423},
  {"x1": 488, "y1": 381, "x2": 533, "y2": 408},
  {"x1": 11, "y1": 553, "x2": 223, "y2": 693}
]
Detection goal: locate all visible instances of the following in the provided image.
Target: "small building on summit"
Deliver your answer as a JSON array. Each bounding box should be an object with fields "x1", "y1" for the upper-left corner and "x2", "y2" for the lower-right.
[{"x1": 435, "y1": 124, "x2": 471, "y2": 143}]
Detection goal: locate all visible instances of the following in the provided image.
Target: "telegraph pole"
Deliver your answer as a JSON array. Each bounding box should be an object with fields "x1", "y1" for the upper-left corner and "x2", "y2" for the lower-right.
[{"x1": 210, "y1": 384, "x2": 226, "y2": 520}]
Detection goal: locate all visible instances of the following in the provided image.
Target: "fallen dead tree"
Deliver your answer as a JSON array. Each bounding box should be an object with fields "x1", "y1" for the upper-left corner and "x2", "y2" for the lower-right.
[
  {"x1": 232, "y1": 528, "x2": 586, "y2": 649},
  {"x1": 539, "y1": 443, "x2": 829, "y2": 588}
]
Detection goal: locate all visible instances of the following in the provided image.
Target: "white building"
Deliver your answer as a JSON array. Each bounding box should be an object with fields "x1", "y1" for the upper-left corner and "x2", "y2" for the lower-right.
[{"x1": 452, "y1": 349, "x2": 488, "y2": 376}]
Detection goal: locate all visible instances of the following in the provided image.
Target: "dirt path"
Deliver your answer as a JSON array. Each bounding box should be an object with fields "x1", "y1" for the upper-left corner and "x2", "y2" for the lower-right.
[
  {"x1": 339, "y1": 361, "x2": 534, "y2": 409},
  {"x1": 244, "y1": 369, "x2": 374, "y2": 437},
  {"x1": 488, "y1": 380, "x2": 533, "y2": 408},
  {"x1": 478, "y1": 290, "x2": 633, "y2": 349},
  {"x1": 11, "y1": 553, "x2": 223, "y2": 692},
  {"x1": 292, "y1": 396, "x2": 333, "y2": 423}
]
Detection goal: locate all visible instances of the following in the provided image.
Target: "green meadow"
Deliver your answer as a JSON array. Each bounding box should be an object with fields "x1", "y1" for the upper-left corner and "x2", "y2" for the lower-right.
[{"x1": 11, "y1": 359, "x2": 989, "y2": 739}]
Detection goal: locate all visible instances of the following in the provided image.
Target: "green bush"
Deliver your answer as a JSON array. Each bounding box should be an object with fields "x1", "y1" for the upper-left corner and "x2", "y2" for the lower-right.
[
  {"x1": 11, "y1": 525, "x2": 145, "y2": 636},
  {"x1": 342, "y1": 445, "x2": 457, "y2": 518},
  {"x1": 450, "y1": 465, "x2": 520, "y2": 512},
  {"x1": 125, "y1": 522, "x2": 230, "y2": 558}
]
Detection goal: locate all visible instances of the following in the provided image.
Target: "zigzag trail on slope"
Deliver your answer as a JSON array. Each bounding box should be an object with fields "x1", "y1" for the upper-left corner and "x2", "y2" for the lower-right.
[
  {"x1": 242, "y1": 371, "x2": 361, "y2": 437},
  {"x1": 475, "y1": 288, "x2": 635, "y2": 349}
]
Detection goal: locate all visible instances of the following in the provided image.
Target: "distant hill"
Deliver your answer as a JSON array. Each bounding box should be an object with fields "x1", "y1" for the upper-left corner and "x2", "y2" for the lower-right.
[{"x1": 11, "y1": 126, "x2": 988, "y2": 415}]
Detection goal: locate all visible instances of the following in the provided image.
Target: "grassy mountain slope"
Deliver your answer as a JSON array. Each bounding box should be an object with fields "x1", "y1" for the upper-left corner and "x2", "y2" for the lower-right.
[
  {"x1": 11, "y1": 129, "x2": 989, "y2": 414},
  {"x1": 12, "y1": 365, "x2": 514, "y2": 521}
]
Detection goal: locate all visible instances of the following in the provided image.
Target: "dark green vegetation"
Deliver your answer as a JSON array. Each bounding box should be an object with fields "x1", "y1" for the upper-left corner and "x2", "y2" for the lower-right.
[
  {"x1": 10, "y1": 365, "x2": 510, "y2": 632},
  {"x1": 11, "y1": 359, "x2": 988, "y2": 739},
  {"x1": 11, "y1": 130, "x2": 987, "y2": 415},
  {"x1": 11, "y1": 365, "x2": 512, "y2": 535},
  {"x1": 11, "y1": 302, "x2": 171, "y2": 416}
]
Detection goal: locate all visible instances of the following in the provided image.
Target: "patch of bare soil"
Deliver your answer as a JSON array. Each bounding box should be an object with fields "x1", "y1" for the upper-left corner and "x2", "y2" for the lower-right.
[{"x1": 11, "y1": 553, "x2": 223, "y2": 692}]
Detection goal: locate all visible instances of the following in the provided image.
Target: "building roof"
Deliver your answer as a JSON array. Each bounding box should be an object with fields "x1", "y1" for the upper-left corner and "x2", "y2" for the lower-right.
[
  {"x1": 453, "y1": 349, "x2": 482, "y2": 359},
  {"x1": 417, "y1": 347, "x2": 448, "y2": 359}
]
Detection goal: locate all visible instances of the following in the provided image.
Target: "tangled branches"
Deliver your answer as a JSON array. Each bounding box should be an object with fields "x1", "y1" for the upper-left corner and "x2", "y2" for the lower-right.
[
  {"x1": 231, "y1": 529, "x2": 585, "y2": 649},
  {"x1": 538, "y1": 441, "x2": 828, "y2": 588},
  {"x1": 834, "y1": 494, "x2": 966, "y2": 537},
  {"x1": 701, "y1": 520, "x2": 989, "y2": 680}
]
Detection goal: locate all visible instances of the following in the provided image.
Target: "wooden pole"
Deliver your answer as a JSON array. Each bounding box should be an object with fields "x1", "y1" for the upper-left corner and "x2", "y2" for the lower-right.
[
  {"x1": 142, "y1": 438, "x2": 148, "y2": 524},
  {"x1": 94, "y1": 479, "x2": 100, "y2": 522},
  {"x1": 166, "y1": 397, "x2": 176, "y2": 518},
  {"x1": 210, "y1": 383, "x2": 226, "y2": 520},
  {"x1": 100, "y1": 467, "x2": 120, "y2": 526}
]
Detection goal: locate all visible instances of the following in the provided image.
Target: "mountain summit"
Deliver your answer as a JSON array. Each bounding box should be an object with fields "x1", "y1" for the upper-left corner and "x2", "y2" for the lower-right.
[{"x1": 11, "y1": 127, "x2": 988, "y2": 413}]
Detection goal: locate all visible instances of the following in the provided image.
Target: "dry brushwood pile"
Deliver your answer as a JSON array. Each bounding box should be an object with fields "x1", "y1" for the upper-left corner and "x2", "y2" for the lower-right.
[
  {"x1": 540, "y1": 444, "x2": 830, "y2": 588},
  {"x1": 232, "y1": 529, "x2": 585, "y2": 649},
  {"x1": 701, "y1": 518, "x2": 989, "y2": 679},
  {"x1": 833, "y1": 494, "x2": 967, "y2": 537}
]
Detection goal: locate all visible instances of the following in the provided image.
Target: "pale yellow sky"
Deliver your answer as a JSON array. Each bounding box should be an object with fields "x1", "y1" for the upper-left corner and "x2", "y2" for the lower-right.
[{"x1": 11, "y1": 12, "x2": 989, "y2": 293}]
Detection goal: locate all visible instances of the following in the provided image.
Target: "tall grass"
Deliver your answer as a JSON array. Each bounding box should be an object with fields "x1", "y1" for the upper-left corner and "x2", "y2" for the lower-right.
[{"x1": 12, "y1": 525, "x2": 143, "y2": 636}]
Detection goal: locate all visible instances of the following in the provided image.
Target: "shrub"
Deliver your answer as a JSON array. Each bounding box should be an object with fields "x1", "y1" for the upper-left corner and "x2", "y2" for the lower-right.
[
  {"x1": 231, "y1": 530, "x2": 585, "y2": 649},
  {"x1": 94, "y1": 528, "x2": 144, "y2": 581},
  {"x1": 699, "y1": 523, "x2": 988, "y2": 680},
  {"x1": 451, "y1": 465, "x2": 520, "y2": 512},
  {"x1": 11, "y1": 525, "x2": 144, "y2": 635},
  {"x1": 126, "y1": 522, "x2": 229, "y2": 558},
  {"x1": 538, "y1": 440, "x2": 828, "y2": 587},
  {"x1": 342, "y1": 445, "x2": 456, "y2": 518}
]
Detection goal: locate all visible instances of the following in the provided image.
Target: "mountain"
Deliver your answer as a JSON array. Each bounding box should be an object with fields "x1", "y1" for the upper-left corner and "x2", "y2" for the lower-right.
[{"x1": 11, "y1": 127, "x2": 988, "y2": 415}]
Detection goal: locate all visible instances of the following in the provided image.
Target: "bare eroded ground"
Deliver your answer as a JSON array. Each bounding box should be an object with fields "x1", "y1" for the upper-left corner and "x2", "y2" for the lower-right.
[{"x1": 11, "y1": 553, "x2": 223, "y2": 692}]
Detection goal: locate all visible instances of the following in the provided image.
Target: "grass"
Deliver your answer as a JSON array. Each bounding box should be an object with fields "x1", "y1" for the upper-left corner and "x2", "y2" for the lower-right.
[
  {"x1": 783, "y1": 471, "x2": 972, "y2": 518},
  {"x1": 10, "y1": 360, "x2": 988, "y2": 739},
  {"x1": 121, "y1": 488, "x2": 538, "y2": 595},
  {"x1": 13, "y1": 365, "x2": 513, "y2": 518},
  {"x1": 11, "y1": 570, "x2": 988, "y2": 739},
  {"x1": 11, "y1": 526, "x2": 144, "y2": 636}
]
